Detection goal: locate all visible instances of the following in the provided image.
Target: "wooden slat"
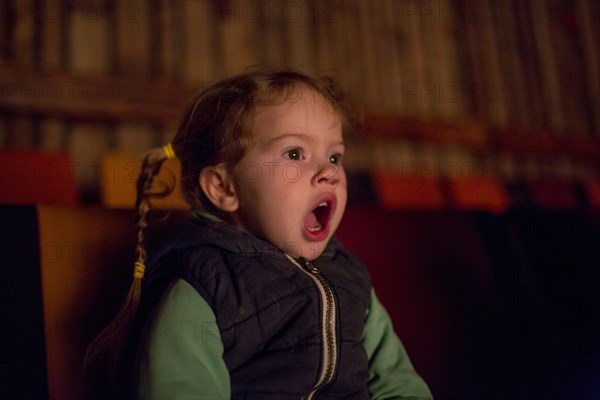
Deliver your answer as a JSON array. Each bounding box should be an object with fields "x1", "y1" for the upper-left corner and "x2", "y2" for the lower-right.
[
  {"x1": 363, "y1": 112, "x2": 489, "y2": 150},
  {"x1": 494, "y1": 128, "x2": 600, "y2": 160},
  {"x1": 0, "y1": 67, "x2": 196, "y2": 123},
  {"x1": 362, "y1": 112, "x2": 600, "y2": 160}
]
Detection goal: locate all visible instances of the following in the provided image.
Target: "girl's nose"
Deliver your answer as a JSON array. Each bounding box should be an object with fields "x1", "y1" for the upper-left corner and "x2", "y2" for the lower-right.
[{"x1": 312, "y1": 161, "x2": 341, "y2": 185}]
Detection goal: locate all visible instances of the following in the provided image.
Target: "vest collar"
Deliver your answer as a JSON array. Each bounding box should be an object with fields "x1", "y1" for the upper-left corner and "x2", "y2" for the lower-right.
[{"x1": 145, "y1": 212, "x2": 339, "y2": 267}]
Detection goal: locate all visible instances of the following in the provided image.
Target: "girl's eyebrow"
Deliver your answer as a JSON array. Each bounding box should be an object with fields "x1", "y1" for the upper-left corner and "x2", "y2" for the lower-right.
[
  {"x1": 263, "y1": 133, "x2": 344, "y2": 148},
  {"x1": 263, "y1": 133, "x2": 312, "y2": 147}
]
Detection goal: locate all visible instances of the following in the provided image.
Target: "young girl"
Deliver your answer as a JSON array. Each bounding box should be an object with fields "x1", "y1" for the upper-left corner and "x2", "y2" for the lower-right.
[{"x1": 87, "y1": 70, "x2": 433, "y2": 399}]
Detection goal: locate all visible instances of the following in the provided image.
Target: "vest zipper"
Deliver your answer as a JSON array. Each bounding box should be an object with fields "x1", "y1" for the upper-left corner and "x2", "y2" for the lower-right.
[{"x1": 286, "y1": 255, "x2": 338, "y2": 400}]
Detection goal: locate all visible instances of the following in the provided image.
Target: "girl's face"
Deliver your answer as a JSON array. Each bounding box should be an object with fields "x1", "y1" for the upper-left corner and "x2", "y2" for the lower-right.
[{"x1": 231, "y1": 88, "x2": 347, "y2": 260}]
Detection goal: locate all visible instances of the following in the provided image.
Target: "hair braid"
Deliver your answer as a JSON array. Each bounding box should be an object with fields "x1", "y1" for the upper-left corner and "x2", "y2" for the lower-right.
[{"x1": 84, "y1": 147, "x2": 172, "y2": 378}]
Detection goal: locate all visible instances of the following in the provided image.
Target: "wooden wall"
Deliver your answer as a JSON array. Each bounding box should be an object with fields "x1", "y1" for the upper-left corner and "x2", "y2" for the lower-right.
[{"x1": 1, "y1": 0, "x2": 599, "y2": 205}]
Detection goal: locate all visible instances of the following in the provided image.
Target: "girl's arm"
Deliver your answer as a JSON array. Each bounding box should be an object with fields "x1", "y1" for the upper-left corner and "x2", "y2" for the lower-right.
[
  {"x1": 137, "y1": 279, "x2": 230, "y2": 399},
  {"x1": 363, "y1": 289, "x2": 434, "y2": 400}
]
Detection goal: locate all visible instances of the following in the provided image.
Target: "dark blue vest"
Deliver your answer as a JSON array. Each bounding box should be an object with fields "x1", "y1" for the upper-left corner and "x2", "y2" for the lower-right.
[{"x1": 146, "y1": 217, "x2": 372, "y2": 399}]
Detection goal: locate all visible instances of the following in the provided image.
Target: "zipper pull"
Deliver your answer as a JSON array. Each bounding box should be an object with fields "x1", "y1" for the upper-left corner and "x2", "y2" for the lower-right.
[{"x1": 302, "y1": 259, "x2": 320, "y2": 274}]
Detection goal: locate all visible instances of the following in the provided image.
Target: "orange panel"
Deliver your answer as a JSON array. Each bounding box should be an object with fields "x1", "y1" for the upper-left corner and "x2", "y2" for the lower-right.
[
  {"x1": 100, "y1": 152, "x2": 189, "y2": 210},
  {"x1": 373, "y1": 170, "x2": 446, "y2": 210},
  {"x1": 37, "y1": 206, "x2": 136, "y2": 400},
  {"x1": 449, "y1": 178, "x2": 509, "y2": 213}
]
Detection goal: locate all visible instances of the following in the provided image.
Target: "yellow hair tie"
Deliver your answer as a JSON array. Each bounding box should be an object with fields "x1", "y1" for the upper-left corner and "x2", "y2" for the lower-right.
[
  {"x1": 133, "y1": 261, "x2": 145, "y2": 279},
  {"x1": 163, "y1": 142, "x2": 176, "y2": 159}
]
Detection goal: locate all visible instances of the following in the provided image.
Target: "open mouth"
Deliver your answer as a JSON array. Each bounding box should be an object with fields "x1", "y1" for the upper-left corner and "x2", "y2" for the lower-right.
[
  {"x1": 303, "y1": 195, "x2": 336, "y2": 240},
  {"x1": 306, "y1": 201, "x2": 330, "y2": 232}
]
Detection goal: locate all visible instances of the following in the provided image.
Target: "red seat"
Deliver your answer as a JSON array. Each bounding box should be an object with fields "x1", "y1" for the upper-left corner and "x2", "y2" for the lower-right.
[{"x1": 0, "y1": 151, "x2": 78, "y2": 205}]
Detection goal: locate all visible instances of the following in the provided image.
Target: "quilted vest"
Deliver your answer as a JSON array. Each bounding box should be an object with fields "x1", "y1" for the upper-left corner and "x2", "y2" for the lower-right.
[{"x1": 145, "y1": 216, "x2": 373, "y2": 399}]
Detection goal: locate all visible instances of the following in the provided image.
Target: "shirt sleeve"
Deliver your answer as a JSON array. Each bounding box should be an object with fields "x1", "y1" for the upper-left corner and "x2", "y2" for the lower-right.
[
  {"x1": 363, "y1": 289, "x2": 434, "y2": 400},
  {"x1": 137, "y1": 279, "x2": 230, "y2": 399}
]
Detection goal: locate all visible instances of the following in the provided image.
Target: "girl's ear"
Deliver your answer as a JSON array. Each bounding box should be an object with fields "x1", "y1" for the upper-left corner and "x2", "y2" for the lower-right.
[{"x1": 199, "y1": 164, "x2": 239, "y2": 212}]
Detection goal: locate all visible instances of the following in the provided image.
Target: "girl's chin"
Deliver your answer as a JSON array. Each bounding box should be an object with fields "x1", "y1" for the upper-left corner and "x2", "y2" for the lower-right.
[{"x1": 278, "y1": 237, "x2": 331, "y2": 260}]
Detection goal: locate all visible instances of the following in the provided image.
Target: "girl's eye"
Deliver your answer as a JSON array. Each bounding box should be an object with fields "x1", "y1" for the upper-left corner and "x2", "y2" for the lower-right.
[
  {"x1": 285, "y1": 148, "x2": 302, "y2": 160},
  {"x1": 329, "y1": 153, "x2": 343, "y2": 165}
]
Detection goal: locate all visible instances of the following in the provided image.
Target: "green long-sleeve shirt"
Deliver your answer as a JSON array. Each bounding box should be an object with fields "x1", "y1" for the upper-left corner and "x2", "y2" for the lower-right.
[{"x1": 137, "y1": 279, "x2": 433, "y2": 399}]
